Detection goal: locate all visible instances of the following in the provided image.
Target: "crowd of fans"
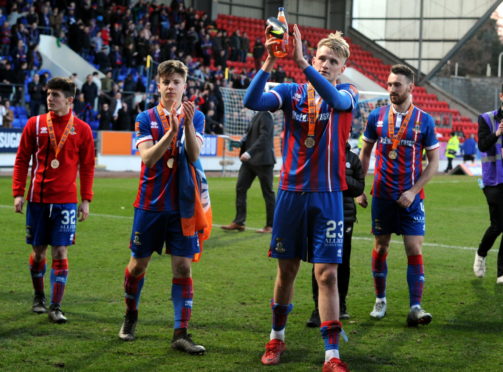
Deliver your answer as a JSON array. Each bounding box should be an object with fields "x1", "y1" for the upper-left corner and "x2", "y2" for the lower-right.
[{"x1": 0, "y1": 0, "x2": 308, "y2": 134}]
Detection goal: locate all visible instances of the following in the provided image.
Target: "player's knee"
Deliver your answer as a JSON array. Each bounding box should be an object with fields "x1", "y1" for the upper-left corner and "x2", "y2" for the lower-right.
[{"x1": 316, "y1": 269, "x2": 337, "y2": 288}]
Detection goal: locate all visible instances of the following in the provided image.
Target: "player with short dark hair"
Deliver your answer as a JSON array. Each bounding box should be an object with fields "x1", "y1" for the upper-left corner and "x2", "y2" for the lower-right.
[
  {"x1": 118, "y1": 60, "x2": 212, "y2": 355},
  {"x1": 244, "y1": 24, "x2": 358, "y2": 372},
  {"x1": 13, "y1": 76, "x2": 95, "y2": 323},
  {"x1": 358, "y1": 64, "x2": 439, "y2": 326}
]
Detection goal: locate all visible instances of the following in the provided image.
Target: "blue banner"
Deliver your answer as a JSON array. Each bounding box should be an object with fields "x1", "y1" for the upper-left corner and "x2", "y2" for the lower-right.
[{"x1": 0, "y1": 128, "x2": 23, "y2": 153}]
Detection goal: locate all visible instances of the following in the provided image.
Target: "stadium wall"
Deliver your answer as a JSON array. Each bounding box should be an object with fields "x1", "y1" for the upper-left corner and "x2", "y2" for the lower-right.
[{"x1": 431, "y1": 76, "x2": 502, "y2": 113}]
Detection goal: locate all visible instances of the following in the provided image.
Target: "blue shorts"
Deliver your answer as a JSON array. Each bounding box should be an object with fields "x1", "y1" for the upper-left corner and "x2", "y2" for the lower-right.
[
  {"x1": 26, "y1": 202, "x2": 77, "y2": 246},
  {"x1": 129, "y1": 208, "x2": 200, "y2": 259},
  {"x1": 270, "y1": 190, "x2": 344, "y2": 263},
  {"x1": 371, "y1": 196, "x2": 425, "y2": 236}
]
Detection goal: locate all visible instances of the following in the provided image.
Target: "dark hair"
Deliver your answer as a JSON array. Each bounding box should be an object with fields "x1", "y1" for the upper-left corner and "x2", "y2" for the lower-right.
[
  {"x1": 47, "y1": 77, "x2": 76, "y2": 98},
  {"x1": 391, "y1": 64, "x2": 415, "y2": 83}
]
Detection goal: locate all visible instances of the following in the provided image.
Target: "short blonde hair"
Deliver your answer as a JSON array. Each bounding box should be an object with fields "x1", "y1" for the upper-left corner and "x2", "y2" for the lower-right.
[
  {"x1": 317, "y1": 31, "x2": 350, "y2": 60},
  {"x1": 157, "y1": 60, "x2": 189, "y2": 82}
]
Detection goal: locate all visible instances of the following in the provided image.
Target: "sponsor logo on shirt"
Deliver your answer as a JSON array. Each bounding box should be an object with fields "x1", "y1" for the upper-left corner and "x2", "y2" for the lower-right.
[
  {"x1": 150, "y1": 121, "x2": 158, "y2": 129},
  {"x1": 40, "y1": 127, "x2": 48, "y2": 134},
  {"x1": 377, "y1": 121, "x2": 383, "y2": 127},
  {"x1": 379, "y1": 137, "x2": 415, "y2": 147}
]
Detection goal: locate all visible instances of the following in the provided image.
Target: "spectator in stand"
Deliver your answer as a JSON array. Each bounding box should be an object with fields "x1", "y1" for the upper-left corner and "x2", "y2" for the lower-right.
[
  {"x1": 28, "y1": 73, "x2": 45, "y2": 116},
  {"x1": 253, "y1": 37, "x2": 266, "y2": 71},
  {"x1": 215, "y1": 49, "x2": 227, "y2": 69},
  {"x1": 114, "y1": 102, "x2": 133, "y2": 131},
  {"x1": 200, "y1": 33, "x2": 213, "y2": 66},
  {"x1": 73, "y1": 92, "x2": 87, "y2": 118},
  {"x1": 123, "y1": 74, "x2": 137, "y2": 93},
  {"x1": 95, "y1": 45, "x2": 112, "y2": 72},
  {"x1": 81, "y1": 74, "x2": 98, "y2": 109},
  {"x1": 110, "y1": 91, "x2": 123, "y2": 122},
  {"x1": 204, "y1": 108, "x2": 223, "y2": 134},
  {"x1": 101, "y1": 70, "x2": 114, "y2": 95},
  {"x1": 98, "y1": 102, "x2": 113, "y2": 130},
  {"x1": 272, "y1": 65, "x2": 287, "y2": 83},
  {"x1": 50, "y1": 7, "x2": 64, "y2": 36},
  {"x1": 229, "y1": 30, "x2": 241, "y2": 61},
  {"x1": 0, "y1": 21, "x2": 11, "y2": 56},
  {"x1": 240, "y1": 31, "x2": 250, "y2": 63},
  {"x1": 0, "y1": 8, "x2": 6, "y2": 28},
  {"x1": 2, "y1": 99, "x2": 14, "y2": 128},
  {"x1": 92, "y1": 71, "x2": 102, "y2": 93},
  {"x1": 462, "y1": 133, "x2": 477, "y2": 163}
]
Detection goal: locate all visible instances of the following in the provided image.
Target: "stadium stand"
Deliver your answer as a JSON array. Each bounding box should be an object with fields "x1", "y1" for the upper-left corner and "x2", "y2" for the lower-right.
[{"x1": 0, "y1": 2, "x2": 479, "y2": 143}]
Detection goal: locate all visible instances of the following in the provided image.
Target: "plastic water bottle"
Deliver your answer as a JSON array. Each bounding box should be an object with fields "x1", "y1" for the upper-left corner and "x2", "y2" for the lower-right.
[{"x1": 272, "y1": 7, "x2": 288, "y2": 58}]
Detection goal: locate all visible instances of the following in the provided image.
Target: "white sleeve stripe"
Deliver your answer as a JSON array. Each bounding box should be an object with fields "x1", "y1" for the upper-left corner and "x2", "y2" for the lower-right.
[
  {"x1": 425, "y1": 143, "x2": 440, "y2": 150},
  {"x1": 270, "y1": 90, "x2": 282, "y2": 109},
  {"x1": 340, "y1": 90, "x2": 356, "y2": 108},
  {"x1": 136, "y1": 136, "x2": 153, "y2": 148},
  {"x1": 196, "y1": 132, "x2": 204, "y2": 144},
  {"x1": 362, "y1": 135, "x2": 376, "y2": 143}
]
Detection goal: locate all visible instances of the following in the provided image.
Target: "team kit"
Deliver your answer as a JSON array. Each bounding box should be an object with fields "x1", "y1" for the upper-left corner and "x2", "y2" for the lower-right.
[{"x1": 12, "y1": 19, "x2": 466, "y2": 372}]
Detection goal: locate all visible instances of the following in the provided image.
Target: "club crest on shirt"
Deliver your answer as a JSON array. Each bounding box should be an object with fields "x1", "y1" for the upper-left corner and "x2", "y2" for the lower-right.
[
  {"x1": 133, "y1": 232, "x2": 141, "y2": 246},
  {"x1": 274, "y1": 238, "x2": 285, "y2": 253},
  {"x1": 70, "y1": 126, "x2": 77, "y2": 135},
  {"x1": 413, "y1": 125, "x2": 421, "y2": 133}
]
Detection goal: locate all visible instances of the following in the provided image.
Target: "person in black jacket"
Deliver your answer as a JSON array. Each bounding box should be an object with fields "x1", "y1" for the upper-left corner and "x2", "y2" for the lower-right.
[
  {"x1": 221, "y1": 111, "x2": 276, "y2": 233},
  {"x1": 307, "y1": 143, "x2": 365, "y2": 325}
]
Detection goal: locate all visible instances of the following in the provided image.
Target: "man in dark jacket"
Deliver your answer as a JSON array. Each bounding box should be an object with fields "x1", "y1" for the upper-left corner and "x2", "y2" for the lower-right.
[
  {"x1": 221, "y1": 111, "x2": 276, "y2": 233},
  {"x1": 307, "y1": 143, "x2": 365, "y2": 325}
]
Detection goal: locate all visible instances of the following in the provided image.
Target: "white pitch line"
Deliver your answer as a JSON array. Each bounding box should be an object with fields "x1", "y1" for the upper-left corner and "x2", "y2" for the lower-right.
[{"x1": 2, "y1": 204, "x2": 487, "y2": 253}]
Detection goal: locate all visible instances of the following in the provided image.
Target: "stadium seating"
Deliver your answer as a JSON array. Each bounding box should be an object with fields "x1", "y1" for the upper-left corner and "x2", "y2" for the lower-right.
[{"x1": 215, "y1": 14, "x2": 478, "y2": 142}]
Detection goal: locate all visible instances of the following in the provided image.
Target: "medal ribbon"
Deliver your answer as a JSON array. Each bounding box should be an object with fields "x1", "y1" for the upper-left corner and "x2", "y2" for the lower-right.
[
  {"x1": 387, "y1": 105, "x2": 414, "y2": 151},
  {"x1": 307, "y1": 84, "x2": 321, "y2": 140},
  {"x1": 46, "y1": 112, "x2": 74, "y2": 160}
]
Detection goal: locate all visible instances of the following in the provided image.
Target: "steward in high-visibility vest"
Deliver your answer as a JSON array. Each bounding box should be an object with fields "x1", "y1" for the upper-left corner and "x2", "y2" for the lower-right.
[{"x1": 443, "y1": 131, "x2": 459, "y2": 173}]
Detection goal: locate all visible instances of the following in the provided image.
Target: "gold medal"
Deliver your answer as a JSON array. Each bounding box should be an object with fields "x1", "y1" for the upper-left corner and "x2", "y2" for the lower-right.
[
  {"x1": 51, "y1": 159, "x2": 60, "y2": 168},
  {"x1": 167, "y1": 158, "x2": 174, "y2": 168},
  {"x1": 305, "y1": 137, "x2": 315, "y2": 148},
  {"x1": 388, "y1": 150, "x2": 397, "y2": 160}
]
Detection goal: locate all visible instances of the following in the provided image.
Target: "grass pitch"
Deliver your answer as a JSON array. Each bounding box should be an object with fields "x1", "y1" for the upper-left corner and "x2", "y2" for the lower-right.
[{"x1": 1, "y1": 174, "x2": 502, "y2": 371}]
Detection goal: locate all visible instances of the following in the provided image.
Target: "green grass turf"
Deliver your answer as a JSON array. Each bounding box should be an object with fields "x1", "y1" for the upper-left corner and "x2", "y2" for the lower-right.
[{"x1": 1, "y1": 174, "x2": 502, "y2": 371}]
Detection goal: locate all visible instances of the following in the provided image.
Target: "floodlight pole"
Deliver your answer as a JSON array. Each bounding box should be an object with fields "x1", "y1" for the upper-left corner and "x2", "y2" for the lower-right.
[
  {"x1": 498, "y1": 51, "x2": 503, "y2": 78},
  {"x1": 417, "y1": 0, "x2": 424, "y2": 84}
]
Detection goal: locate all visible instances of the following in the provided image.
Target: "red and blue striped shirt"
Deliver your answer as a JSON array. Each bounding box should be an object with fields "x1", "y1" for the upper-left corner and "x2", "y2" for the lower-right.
[
  {"x1": 363, "y1": 104, "x2": 439, "y2": 200},
  {"x1": 133, "y1": 106, "x2": 205, "y2": 211},
  {"x1": 243, "y1": 67, "x2": 358, "y2": 192}
]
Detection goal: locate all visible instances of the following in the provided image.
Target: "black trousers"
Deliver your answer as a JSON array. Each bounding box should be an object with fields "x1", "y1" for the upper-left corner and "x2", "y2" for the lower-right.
[
  {"x1": 234, "y1": 162, "x2": 275, "y2": 227},
  {"x1": 478, "y1": 184, "x2": 503, "y2": 277},
  {"x1": 445, "y1": 157, "x2": 454, "y2": 172},
  {"x1": 311, "y1": 222, "x2": 354, "y2": 309}
]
